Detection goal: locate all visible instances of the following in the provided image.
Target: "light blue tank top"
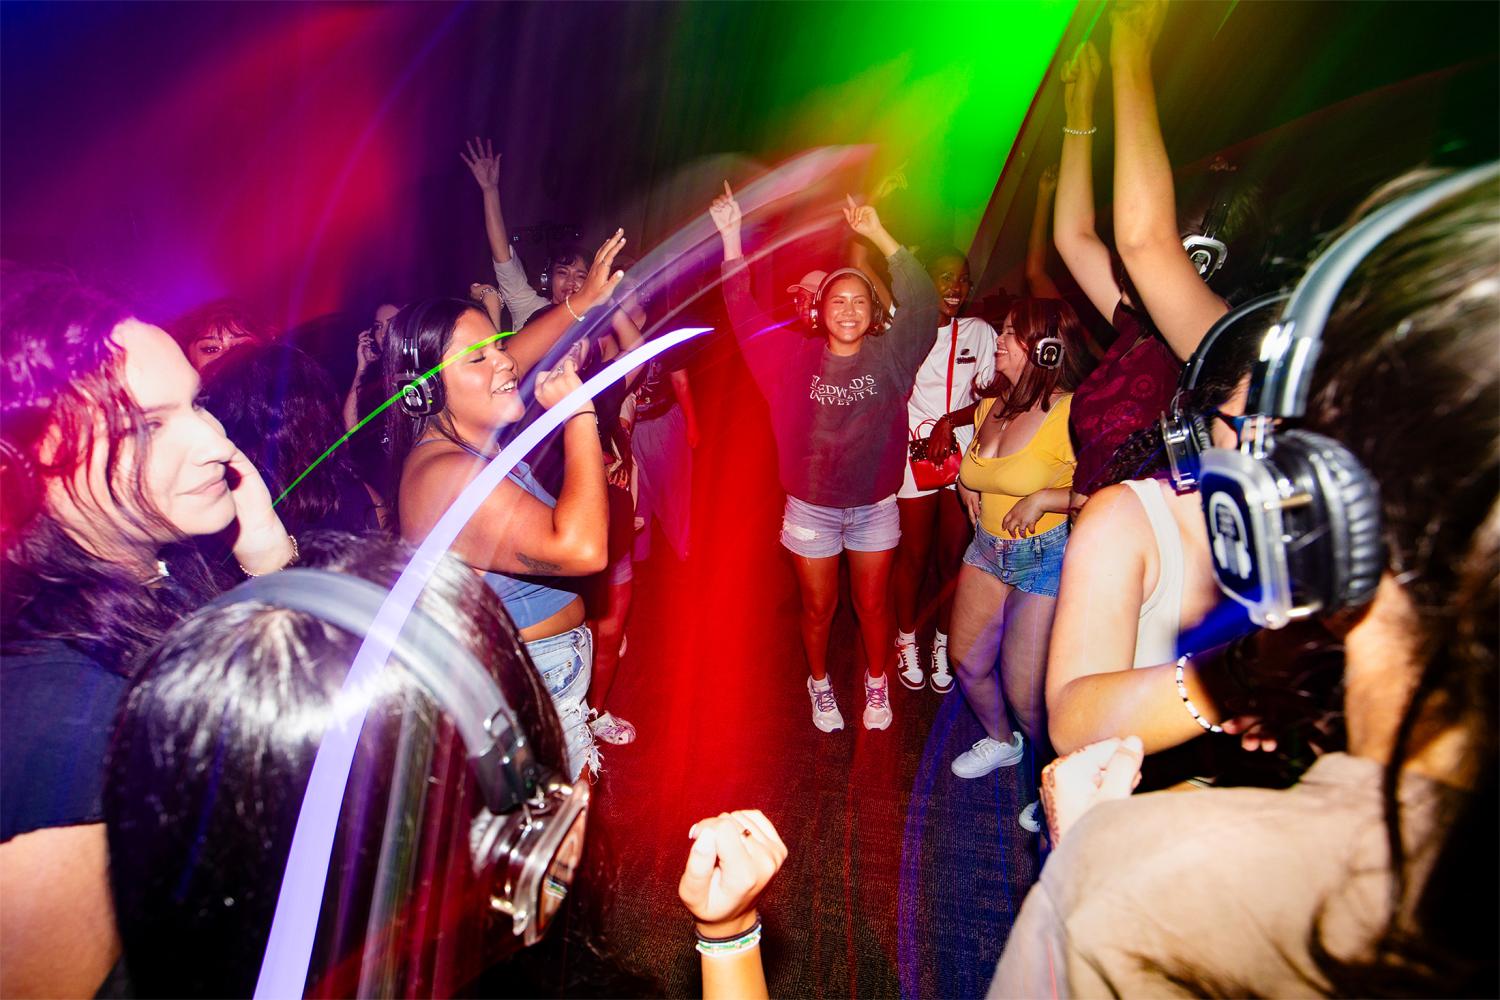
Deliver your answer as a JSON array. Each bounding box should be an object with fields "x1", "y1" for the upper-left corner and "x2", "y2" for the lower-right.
[{"x1": 412, "y1": 437, "x2": 577, "y2": 629}]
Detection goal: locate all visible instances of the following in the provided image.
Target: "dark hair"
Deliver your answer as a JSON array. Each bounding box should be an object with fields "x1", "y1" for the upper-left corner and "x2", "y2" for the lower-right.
[
  {"x1": 974, "y1": 296, "x2": 1086, "y2": 419},
  {"x1": 0, "y1": 265, "x2": 217, "y2": 671},
  {"x1": 105, "y1": 532, "x2": 569, "y2": 997},
  {"x1": 166, "y1": 298, "x2": 272, "y2": 354},
  {"x1": 1181, "y1": 160, "x2": 1269, "y2": 302},
  {"x1": 1090, "y1": 301, "x2": 1269, "y2": 489},
  {"x1": 380, "y1": 298, "x2": 491, "y2": 523},
  {"x1": 202, "y1": 343, "x2": 368, "y2": 537},
  {"x1": 1302, "y1": 172, "x2": 1498, "y2": 993},
  {"x1": 923, "y1": 247, "x2": 970, "y2": 275}
]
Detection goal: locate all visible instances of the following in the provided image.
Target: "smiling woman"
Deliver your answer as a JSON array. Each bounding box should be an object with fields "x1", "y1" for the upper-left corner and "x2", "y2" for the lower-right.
[
  {"x1": 0, "y1": 266, "x2": 296, "y2": 997},
  {"x1": 383, "y1": 230, "x2": 627, "y2": 779}
]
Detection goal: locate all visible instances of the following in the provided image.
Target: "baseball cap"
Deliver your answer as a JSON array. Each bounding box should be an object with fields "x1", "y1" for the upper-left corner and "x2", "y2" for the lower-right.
[{"x1": 786, "y1": 270, "x2": 828, "y2": 296}]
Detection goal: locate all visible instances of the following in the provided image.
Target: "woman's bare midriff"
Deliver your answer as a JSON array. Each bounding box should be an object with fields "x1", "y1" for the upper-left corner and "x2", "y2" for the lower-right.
[{"x1": 519, "y1": 595, "x2": 586, "y2": 644}]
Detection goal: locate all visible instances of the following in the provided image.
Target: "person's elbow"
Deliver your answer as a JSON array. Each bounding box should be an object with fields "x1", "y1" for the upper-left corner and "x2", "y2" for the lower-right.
[
  {"x1": 1045, "y1": 684, "x2": 1094, "y2": 756},
  {"x1": 567, "y1": 535, "x2": 609, "y2": 575}
]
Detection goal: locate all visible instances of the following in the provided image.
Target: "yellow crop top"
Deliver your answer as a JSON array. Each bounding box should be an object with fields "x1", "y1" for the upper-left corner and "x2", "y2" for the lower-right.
[{"x1": 959, "y1": 394, "x2": 1076, "y2": 537}]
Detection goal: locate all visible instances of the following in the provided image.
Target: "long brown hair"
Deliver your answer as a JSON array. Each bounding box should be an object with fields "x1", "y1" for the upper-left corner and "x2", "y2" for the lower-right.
[
  {"x1": 1304, "y1": 171, "x2": 1498, "y2": 994},
  {"x1": 973, "y1": 296, "x2": 1086, "y2": 420}
]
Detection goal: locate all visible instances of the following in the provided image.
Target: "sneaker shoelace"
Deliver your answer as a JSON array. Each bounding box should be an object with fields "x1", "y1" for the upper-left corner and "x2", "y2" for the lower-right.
[
  {"x1": 812, "y1": 685, "x2": 839, "y2": 713},
  {"x1": 867, "y1": 681, "x2": 889, "y2": 709}
]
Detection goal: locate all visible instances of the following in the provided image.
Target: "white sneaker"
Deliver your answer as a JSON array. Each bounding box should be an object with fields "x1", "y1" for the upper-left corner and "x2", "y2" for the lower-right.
[
  {"x1": 863, "y1": 673, "x2": 893, "y2": 730},
  {"x1": 929, "y1": 641, "x2": 954, "y2": 694},
  {"x1": 588, "y1": 710, "x2": 637, "y2": 746},
  {"x1": 895, "y1": 636, "x2": 924, "y2": 690},
  {"x1": 1018, "y1": 800, "x2": 1042, "y2": 833},
  {"x1": 807, "y1": 677, "x2": 844, "y2": 733},
  {"x1": 950, "y1": 732, "x2": 1025, "y2": 779}
]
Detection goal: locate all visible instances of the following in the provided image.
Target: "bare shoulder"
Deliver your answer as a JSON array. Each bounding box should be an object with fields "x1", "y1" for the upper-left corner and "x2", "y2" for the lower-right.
[{"x1": 1074, "y1": 482, "x2": 1148, "y2": 537}]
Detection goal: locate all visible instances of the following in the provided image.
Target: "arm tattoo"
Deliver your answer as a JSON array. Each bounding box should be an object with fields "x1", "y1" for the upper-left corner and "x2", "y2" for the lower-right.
[{"x1": 516, "y1": 552, "x2": 562, "y2": 575}]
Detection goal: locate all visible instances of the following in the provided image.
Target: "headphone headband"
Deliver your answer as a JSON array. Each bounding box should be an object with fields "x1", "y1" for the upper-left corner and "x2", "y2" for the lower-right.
[
  {"x1": 201, "y1": 569, "x2": 544, "y2": 812},
  {"x1": 815, "y1": 267, "x2": 879, "y2": 303},
  {"x1": 1250, "y1": 161, "x2": 1500, "y2": 420}
]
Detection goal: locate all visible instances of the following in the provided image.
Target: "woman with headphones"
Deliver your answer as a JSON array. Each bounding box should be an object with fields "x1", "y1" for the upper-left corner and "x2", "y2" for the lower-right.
[
  {"x1": 711, "y1": 184, "x2": 939, "y2": 733},
  {"x1": 946, "y1": 298, "x2": 1084, "y2": 831},
  {"x1": 995, "y1": 166, "x2": 1498, "y2": 997},
  {"x1": 0, "y1": 268, "x2": 297, "y2": 997},
  {"x1": 384, "y1": 231, "x2": 627, "y2": 779},
  {"x1": 106, "y1": 533, "x2": 789, "y2": 998}
]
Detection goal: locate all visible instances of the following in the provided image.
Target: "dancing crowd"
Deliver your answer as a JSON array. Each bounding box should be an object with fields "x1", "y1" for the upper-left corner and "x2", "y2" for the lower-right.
[{"x1": 2, "y1": 2, "x2": 1496, "y2": 997}]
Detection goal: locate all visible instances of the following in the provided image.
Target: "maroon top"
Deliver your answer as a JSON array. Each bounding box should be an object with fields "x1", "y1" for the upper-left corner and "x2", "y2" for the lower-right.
[{"x1": 1069, "y1": 303, "x2": 1182, "y2": 496}]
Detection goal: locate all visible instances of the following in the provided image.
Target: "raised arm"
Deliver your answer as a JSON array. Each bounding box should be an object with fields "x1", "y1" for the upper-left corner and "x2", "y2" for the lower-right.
[
  {"x1": 1053, "y1": 42, "x2": 1123, "y2": 322},
  {"x1": 711, "y1": 182, "x2": 793, "y2": 393},
  {"x1": 679, "y1": 810, "x2": 787, "y2": 1000},
  {"x1": 1044, "y1": 484, "x2": 1222, "y2": 755},
  {"x1": 342, "y1": 325, "x2": 380, "y2": 432},
  {"x1": 847, "y1": 198, "x2": 939, "y2": 375},
  {"x1": 1110, "y1": 1, "x2": 1228, "y2": 359},
  {"x1": 462, "y1": 137, "x2": 514, "y2": 265},
  {"x1": 400, "y1": 357, "x2": 607, "y2": 576},
  {"x1": 1025, "y1": 165, "x2": 1063, "y2": 299},
  {"x1": 504, "y1": 230, "x2": 627, "y2": 376}
]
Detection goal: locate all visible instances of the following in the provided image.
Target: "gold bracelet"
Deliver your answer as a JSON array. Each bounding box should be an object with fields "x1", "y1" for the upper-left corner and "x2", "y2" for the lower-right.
[
  {"x1": 238, "y1": 533, "x2": 299, "y2": 578},
  {"x1": 564, "y1": 295, "x2": 585, "y2": 322}
]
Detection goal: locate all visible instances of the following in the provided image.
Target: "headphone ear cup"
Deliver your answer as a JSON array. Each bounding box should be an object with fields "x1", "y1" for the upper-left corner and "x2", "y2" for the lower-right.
[{"x1": 1273, "y1": 430, "x2": 1385, "y2": 613}]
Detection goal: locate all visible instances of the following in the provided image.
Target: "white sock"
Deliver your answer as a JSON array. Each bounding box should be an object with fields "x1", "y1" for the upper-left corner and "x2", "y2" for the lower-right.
[
  {"x1": 866, "y1": 671, "x2": 887, "y2": 688},
  {"x1": 896, "y1": 629, "x2": 916, "y2": 646},
  {"x1": 811, "y1": 674, "x2": 832, "y2": 690},
  {"x1": 934, "y1": 631, "x2": 948, "y2": 648}
]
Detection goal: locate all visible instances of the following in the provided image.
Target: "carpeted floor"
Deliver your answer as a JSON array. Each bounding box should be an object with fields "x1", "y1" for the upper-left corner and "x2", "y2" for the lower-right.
[{"x1": 580, "y1": 335, "x2": 1042, "y2": 998}]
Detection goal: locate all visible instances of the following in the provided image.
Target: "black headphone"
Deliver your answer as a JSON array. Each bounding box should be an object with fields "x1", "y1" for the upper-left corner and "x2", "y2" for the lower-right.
[
  {"x1": 394, "y1": 310, "x2": 443, "y2": 418},
  {"x1": 1197, "y1": 163, "x2": 1498, "y2": 629},
  {"x1": 1030, "y1": 336, "x2": 1065, "y2": 370},
  {"x1": 1160, "y1": 291, "x2": 1289, "y2": 492},
  {"x1": 809, "y1": 267, "x2": 891, "y2": 333},
  {"x1": 1182, "y1": 169, "x2": 1234, "y2": 281},
  {"x1": 204, "y1": 569, "x2": 589, "y2": 948}
]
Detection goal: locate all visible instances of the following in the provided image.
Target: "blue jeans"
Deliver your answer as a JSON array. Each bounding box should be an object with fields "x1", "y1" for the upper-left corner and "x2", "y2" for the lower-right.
[
  {"x1": 961, "y1": 520, "x2": 1069, "y2": 597},
  {"x1": 524, "y1": 625, "x2": 598, "y2": 779},
  {"x1": 780, "y1": 494, "x2": 901, "y2": 558}
]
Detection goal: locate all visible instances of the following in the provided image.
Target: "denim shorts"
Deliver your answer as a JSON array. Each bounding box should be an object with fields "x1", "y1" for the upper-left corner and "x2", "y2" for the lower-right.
[
  {"x1": 961, "y1": 520, "x2": 1069, "y2": 597},
  {"x1": 780, "y1": 494, "x2": 901, "y2": 558},
  {"x1": 523, "y1": 625, "x2": 598, "y2": 779}
]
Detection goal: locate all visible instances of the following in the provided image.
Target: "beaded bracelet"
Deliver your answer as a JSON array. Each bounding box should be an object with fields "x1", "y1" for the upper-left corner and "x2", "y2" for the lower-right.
[
  {"x1": 238, "y1": 533, "x2": 299, "y2": 578},
  {"x1": 694, "y1": 919, "x2": 762, "y2": 958},
  {"x1": 1174, "y1": 653, "x2": 1224, "y2": 733},
  {"x1": 564, "y1": 295, "x2": 585, "y2": 322},
  {"x1": 1063, "y1": 125, "x2": 1098, "y2": 136}
]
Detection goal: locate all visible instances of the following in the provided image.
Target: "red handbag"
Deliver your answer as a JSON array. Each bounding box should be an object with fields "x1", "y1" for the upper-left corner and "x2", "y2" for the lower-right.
[{"x1": 907, "y1": 321, "x2": 963, "y2": 490}]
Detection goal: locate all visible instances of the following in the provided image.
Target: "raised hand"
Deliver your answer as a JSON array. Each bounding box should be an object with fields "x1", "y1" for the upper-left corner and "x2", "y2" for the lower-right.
[
  {"x1": 534, "y1": 355, "x2": 588, "y2": 412},
  {"x1": 842, "y1": 194, "x2": 883, "y2": 240},
  {"x1": 678, "y1": 809, "x2": 788, "y2": 938},
  {"x1": 709, "y1": 180, "x2": 742, "y2": 235},
  {"x1": 1061, "y1": 41, "x2": 1102, "y2": 127},
  {"x1": 461, "y1": 136, "x2": 501, "y2": 191},
  {"x1": 573, "y1": 229, "x2": 628, "y2": 312},
  {"x1": 871, "y1": 161, "x2": 909, "y2": 204},
  {"x1": 1039, "y1": 735, "x2": 1144, "y2": 845},
  {"x1": 1038, "y1": 164, "x2": 1059, "y2": 199},
  {"x1": 355, "y1": 327, "x2": 379, "y2": 374},
  {"x1": 1110, "y1": 0, "x2": 1167, "y2": 57}
]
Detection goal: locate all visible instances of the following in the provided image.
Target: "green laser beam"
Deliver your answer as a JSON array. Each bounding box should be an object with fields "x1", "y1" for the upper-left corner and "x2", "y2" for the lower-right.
[{"x1": 271, "y1": 329, "x2": 514, "y2": 509}]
